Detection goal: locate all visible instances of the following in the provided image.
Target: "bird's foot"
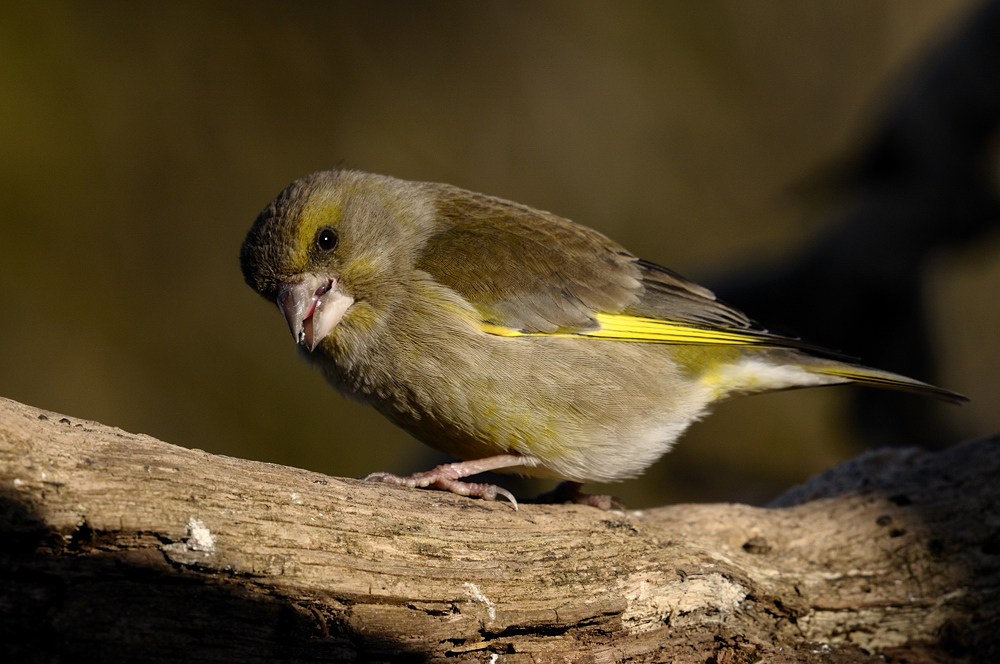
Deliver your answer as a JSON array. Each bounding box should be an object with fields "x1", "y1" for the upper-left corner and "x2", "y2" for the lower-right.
[
  {"x1": 362, "y1": 454, "x2": 526, "y2": 510},
  {"x1": 533, "y1": 481, "x2": 626, "y2": 512}
]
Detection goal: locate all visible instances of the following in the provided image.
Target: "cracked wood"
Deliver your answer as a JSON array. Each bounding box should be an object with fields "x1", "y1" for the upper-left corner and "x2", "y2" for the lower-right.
[{"x1": 1, "y1": 395, "x2": 998, "y2": 663}]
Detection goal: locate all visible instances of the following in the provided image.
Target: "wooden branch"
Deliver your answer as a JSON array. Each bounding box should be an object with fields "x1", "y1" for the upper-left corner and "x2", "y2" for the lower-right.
[{"x1": 1, "y1": 395, "x2": 997, "y2": 663}]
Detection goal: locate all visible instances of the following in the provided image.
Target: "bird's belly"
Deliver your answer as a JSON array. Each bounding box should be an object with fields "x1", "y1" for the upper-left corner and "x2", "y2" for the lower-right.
[{"x1": 351, "y1": 332, "x2": 713, "y2": 483}]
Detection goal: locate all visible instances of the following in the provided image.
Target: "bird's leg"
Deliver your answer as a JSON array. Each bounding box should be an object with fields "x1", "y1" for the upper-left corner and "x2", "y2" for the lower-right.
[
  {"x1": 533, "y1": 481, "x2": 626, "y2": 512},
  {"x1": 363, "y1": 454, "x2": 529, "y2": 510}
]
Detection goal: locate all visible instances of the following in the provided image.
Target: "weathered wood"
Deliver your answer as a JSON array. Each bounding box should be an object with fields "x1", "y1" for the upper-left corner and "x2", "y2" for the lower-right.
[{"x1": 0, "y1": 395, "x2": 997, "y2": 662}]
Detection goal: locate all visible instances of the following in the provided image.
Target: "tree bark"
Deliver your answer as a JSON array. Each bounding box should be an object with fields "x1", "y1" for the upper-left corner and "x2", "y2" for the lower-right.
[{"x1": 0, "y1": 395, "x2": 997, "y2": 663}]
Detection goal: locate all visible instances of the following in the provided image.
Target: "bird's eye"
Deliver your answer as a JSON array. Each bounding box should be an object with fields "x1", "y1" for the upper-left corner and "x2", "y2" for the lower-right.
[{"x1": 316, "y1": 227, "x2": 339, "y2": 252}]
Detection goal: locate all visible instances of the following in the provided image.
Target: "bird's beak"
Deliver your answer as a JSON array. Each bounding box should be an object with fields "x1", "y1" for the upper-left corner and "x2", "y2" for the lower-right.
[{"x1": 276, "y1": 275, "x2": 354, "y2": 351}]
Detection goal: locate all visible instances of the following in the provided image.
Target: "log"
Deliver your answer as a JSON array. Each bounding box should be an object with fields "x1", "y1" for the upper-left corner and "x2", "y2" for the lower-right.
[{"x1": 0, "y1": 395, "x2": 997, "y2": 663}]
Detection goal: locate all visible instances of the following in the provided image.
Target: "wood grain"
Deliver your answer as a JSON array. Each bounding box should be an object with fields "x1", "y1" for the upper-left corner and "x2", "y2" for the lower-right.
[{"x1": 1, "y1": 396, "x2": 997, "y2": 662}]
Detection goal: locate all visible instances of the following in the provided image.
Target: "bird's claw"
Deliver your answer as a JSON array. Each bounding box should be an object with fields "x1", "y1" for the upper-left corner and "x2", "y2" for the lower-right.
[
  {"x1": 362, "y1": 471, "x2": 518, "y2": 511},
  {"x1": 533, "y1": 481, "x2": 626, "y2": 513}
]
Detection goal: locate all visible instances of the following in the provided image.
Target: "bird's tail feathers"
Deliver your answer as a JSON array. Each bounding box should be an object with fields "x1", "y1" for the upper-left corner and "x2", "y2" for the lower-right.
[{"x1": 811, "y1": 363, "x2": 968, "y2": 404}]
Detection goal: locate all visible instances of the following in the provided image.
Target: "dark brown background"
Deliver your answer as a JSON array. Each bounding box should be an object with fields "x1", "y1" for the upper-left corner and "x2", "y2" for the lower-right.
[{"x1": 1, "y1": 0, "x2": 995, "y2": 507}]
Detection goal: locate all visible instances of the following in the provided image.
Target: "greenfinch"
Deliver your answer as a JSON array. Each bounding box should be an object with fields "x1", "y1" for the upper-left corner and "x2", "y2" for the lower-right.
[{"x1": 239, "y1": 170, "x2": 965, "y2": 509}]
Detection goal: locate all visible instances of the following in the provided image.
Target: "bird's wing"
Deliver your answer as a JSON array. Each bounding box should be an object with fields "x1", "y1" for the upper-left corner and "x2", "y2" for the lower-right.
[{"x1": 417, "y1": 186, "x2": 784, "y2": 348}]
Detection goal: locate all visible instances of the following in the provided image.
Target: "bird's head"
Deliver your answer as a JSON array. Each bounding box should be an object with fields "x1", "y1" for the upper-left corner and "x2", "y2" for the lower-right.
[{"x1": 240, "y1": 170, "x2": 432, "y2": 352}]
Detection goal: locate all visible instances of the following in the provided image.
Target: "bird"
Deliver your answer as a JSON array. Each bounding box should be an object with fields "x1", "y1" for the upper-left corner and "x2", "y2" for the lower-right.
[{"x1": 239, "y1": 169, "x2": 966, "y2": 509}]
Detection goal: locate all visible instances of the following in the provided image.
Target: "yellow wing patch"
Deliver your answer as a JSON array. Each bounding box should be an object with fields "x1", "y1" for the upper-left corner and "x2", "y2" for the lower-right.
[{"x1": 480, "y1": 313, "x2": 770, "y2": 345}]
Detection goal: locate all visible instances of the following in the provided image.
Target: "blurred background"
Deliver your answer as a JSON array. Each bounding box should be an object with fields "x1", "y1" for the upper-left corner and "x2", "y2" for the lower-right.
[{"x1": 1, "y1": 0, "x2": 996, "y2": 508}]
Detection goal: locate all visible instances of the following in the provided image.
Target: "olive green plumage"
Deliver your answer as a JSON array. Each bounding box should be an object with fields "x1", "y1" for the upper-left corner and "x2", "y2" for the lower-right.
[{"x1": 239, "y1": 170, "x2": 964, "y2": 500}]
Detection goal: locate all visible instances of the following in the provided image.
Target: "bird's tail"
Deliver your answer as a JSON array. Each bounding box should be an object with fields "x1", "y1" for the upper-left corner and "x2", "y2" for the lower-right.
[
  {"x1": 705, "y1": 346, "x2": 969, "y2": 404},
  {"x1": 810, "y1": 362, "x2": 968, "y2": 404}
]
